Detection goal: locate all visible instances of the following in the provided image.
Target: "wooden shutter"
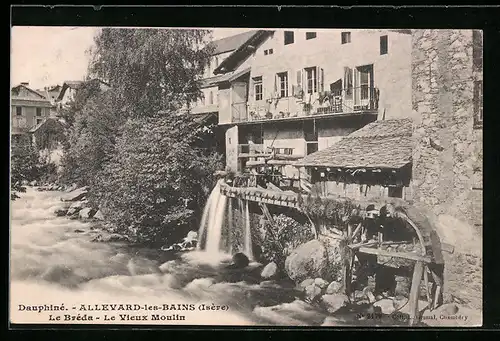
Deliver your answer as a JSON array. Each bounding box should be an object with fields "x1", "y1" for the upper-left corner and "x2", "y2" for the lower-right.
[
  {"x1": 297, "y1": 69, "x2": 303, "y2": 89},
  {"x1": 249, "y1": 77, "x2": 255, "y2": 102},
  {"x1": 316, "y1": 67, "x2": 324, "y2": 93}
]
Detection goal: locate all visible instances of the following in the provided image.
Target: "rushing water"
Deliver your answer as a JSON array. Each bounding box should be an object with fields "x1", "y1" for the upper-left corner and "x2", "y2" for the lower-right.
[{"x1": 10, "y1": 187, "x2": 333, "y2": 326}]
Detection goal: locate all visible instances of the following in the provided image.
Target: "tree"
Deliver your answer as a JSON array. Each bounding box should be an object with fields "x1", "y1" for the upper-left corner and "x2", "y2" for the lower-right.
[
  {"x1": 61, "y1": 28, "x2": 223, "y2": 246},
  {"x1": 95, "y1": 113, "x2": 223, "y2": 246},
  {"x1": 88, "y1": 28, "x2": 214, "y2": 117},
  {"x1": 11, "y1": 139, "x2": 41, "y2": 200}
]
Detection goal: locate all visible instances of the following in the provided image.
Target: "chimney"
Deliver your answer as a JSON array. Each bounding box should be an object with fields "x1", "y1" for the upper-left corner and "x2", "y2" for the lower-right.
[{"x1": 21, "y1": 82, "x2": 29, "y2": 86}]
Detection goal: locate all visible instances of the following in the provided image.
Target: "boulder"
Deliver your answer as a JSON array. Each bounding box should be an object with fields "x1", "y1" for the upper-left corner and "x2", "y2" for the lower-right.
[
  {"x1": 314, "y1": 278, "x2": 329, "y2": 289},
  {"x1": 393, "y1": 296, "x2": 409, "y2": 311},
  {"x1": 321, "y1": 294, "x2": 349, "y2": 314},
  {"x1": 67, "y1": 201, "x2": 85, "y2": 216},
  {"x1": 299, "y1": 278, "x2": 315, "y2": 289},
  {"x1": 61, "y1": 186, "x2": 88, "y2": 202},
  {"x1": 261, "y1": 262, "x2": 278, "y2": 279},
  {"x1": 79, "y1": 207, "x2": 96, "y2": 220},
  {"x1": 326, "y1": 281, "x2": 343, "y2": 295},
  {"x1": 93, "y1": 210, "x2": 104, "y2": 220},
  {"x1": 373, "y1": 299, "x2": 396, "y2": 315},
  {"x1": 284, "y1": 240, "x2": 329, "y2": 282},
  {"x1": 304, "y1": 284, "x2": 322, "y2": 302},
  {"x1": 230, "y1": 252, "x2": 250, "y2": 269},
  {"x1": 92, "y1": 233, "x2": 129, "y2": 243},
  {"x1": 29, "y1": 180, "x2": 38, "y2": 186}
]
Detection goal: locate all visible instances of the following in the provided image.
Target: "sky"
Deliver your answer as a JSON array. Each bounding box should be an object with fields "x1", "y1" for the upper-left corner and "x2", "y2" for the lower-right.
[{"x1": 10, "y1": 26, "x2": 253, "y2": 90}]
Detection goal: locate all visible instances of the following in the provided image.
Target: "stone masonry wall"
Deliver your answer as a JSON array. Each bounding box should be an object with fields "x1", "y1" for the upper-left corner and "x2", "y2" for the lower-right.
[{"x1": 411, "y1": 30, "x2": 483, "y2": 310}]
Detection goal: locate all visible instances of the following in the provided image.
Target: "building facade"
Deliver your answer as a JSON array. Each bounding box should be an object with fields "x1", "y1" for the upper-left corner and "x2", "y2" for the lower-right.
[
  {"x1": 11, "y1": 83, "x2": 53, "y2": 144},
  {"x1": 215, "y1": 29, "x2": 413, "y2": 174}
]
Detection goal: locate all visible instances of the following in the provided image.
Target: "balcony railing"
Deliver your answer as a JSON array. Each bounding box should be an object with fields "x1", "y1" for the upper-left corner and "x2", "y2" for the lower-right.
[{"x1": 240, "y1": 86, "x2": 379, "y2": 123}]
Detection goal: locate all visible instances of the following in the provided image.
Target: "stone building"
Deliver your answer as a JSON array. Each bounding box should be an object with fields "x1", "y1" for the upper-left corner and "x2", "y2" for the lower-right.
[{"x1": 410, "y1": 29, "x2": 483, "y2": 310}]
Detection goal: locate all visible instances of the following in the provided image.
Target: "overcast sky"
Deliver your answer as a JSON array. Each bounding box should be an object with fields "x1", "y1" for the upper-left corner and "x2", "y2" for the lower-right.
[{"x1": 10, "y1": 27, "x2": 253, "y2": 90}]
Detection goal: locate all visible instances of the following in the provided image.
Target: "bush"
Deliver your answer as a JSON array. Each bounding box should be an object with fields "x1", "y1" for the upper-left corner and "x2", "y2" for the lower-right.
[
  {"x1": 11, "y1": 140, "x2": 42, "y2": 199},
  {"x1": 94, "y1": 113, "x2": 223, "y2": 246},
  {"x1": 257, "y1": 214, "x2": 315, "y2": 268}
]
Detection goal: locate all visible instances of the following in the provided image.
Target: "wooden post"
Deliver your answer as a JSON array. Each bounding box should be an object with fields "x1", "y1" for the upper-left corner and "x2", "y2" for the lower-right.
[
  {"x1": 408, "y1": 261, "x2": 424, "y2": 326},
  {"x1": 423, "y1": 266, "x2": 433, "y2": 309}
]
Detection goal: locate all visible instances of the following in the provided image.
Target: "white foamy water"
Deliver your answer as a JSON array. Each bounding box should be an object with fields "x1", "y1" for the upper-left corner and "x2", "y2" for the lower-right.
[
  {"x1": 10, "y1": 187, "x2": 320, "y2": 326},
  {"x1": 244, "y1": 200, "x2": 254, "y2": 260}
]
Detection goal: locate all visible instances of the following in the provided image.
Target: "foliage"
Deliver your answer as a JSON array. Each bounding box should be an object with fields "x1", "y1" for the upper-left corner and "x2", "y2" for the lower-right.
[
  {"x1": 10, "y1": 140, "x2": 43, "y2": 200},
  {"x1": 88, "y1": 28, "x2": 214, "y2": 117},
  {"x1": 257, "y1": 214, "x2": 315, "y2": 268},
  {"x1": 93, "y1": 113, "x2": 223, "y2": 246},
  {"x1": 298, "y1": 193, "x2": 362, "y2": 232},
  {"x1": 59, "y1": 89, "x2": 123, "y2": 187},
  {"x1": 59, "y1": 28, "x2": 220, "y2": 246}
]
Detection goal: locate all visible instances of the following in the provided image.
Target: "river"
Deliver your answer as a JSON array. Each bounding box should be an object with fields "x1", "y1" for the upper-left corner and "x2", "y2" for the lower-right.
[{"x1": 10, "y1": 187, "x2": 334, "y2": 326}]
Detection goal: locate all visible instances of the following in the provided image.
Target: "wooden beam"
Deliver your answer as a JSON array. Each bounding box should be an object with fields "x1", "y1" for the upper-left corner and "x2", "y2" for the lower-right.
[
  {"x1": 358, "y1": 247, "x2": 432, "y2": 263},
  {"x1": 409, "y1": 261, "x2": 424, "y2": 326}
]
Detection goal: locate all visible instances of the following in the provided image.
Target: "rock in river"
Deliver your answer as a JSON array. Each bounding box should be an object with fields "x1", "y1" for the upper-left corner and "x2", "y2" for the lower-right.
[
  {"x1": 261, "y1": 262, "x2": 278, "y2": 279},
  {"x1": 284, "y1": 239, "x2": 328, "y2": 282}
]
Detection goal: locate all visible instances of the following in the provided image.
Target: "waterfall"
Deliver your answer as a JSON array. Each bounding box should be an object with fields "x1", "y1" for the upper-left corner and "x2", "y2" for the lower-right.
[
  {"x1": 197, "y1": 180, "x2": 227, "y2": 254},
  {"x1": 244, "y1": 200, "x2": 254, "y2": 260}
]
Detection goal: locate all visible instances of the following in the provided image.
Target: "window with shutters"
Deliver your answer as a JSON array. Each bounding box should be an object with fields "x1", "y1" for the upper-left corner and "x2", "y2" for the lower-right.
[
  {"x1": 305, "y1": 67, "x2": 317, "y2": 94},
  {"x1": 253, "y1": 76, "x2": 263, "y2": 101},
  {"x1": 284, "y1": 31, "x2": 294, "y2": 45},
  {"x1": 36, "y1": 107, "x2": 42, "y2": 116},
  {"x1": 277, "y1": 72, "x2": 289, "y2": 98}
]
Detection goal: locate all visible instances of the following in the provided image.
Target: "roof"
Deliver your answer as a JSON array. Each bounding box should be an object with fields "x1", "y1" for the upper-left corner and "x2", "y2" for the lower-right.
[
  {"x1": 11, "y1": 84, "x2": 49, "y2": 101},
  {"x1": 214, "y1": 30, "x2": 274, "y2": 75},
  {"x1": 295, "y1": 118, "x2": 414, "y2": 169},
  {"x1": 210, "y1": 30, "x2": 259, "y2": 55},
  {"x1": 57, "y1": 79, "x2": 109, "y2": 101},
  {"x1": 216, "y1": 67, "x2": 251, "y2": 83},
  {"x1": 28, "y1": 117, "x2": 66, "y2": 133}
]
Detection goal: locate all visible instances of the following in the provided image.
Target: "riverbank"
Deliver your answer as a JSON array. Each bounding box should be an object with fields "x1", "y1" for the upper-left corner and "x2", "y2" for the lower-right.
[{"x1": 10, "y1": 187, "x2": 481, "y2": 326}]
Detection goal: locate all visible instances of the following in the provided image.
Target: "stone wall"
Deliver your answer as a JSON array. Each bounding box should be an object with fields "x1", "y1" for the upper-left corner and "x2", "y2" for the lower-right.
[{"x1": 411, "y1": 29, "x2": 483, "y2": 310}]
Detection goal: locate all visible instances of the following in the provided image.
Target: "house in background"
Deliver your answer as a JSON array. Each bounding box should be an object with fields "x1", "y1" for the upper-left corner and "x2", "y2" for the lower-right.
[
  {"x1": 56, "y1": 79, "x2": 110, "y2": 109},
  {"x1": 11, "y1": 82, "x2": 54, "y2": 145},
  {"x1": 215, "y1": 29, "x2": 413, "y2": 175},
  {"x1": 187, "y1": 30, "x2": 262, "y2": 117}
]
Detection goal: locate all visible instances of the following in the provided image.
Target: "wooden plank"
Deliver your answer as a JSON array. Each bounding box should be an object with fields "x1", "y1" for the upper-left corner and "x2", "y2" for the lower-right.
[
  {"x1": 409, "y1": 261, "x2": 424, "y2": 326},
  {"x1": 358, "y1": 247, "x2": 432, "y2": 263},
  {"x1": 423, "y1": 266, "x2": 432, "y2": 309},
  {"x1": 348, "y1": 241, "x2": 378, "y2": 250}
]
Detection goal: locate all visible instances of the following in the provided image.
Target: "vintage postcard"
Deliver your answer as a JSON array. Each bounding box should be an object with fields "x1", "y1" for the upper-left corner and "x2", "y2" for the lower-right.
[{"x1": 10, "y1": 26, "x2": 483, "y2": 327}]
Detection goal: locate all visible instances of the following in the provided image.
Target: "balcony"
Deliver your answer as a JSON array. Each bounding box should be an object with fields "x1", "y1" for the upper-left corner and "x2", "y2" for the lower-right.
[{"x1": 234, "y1": 86, "x2": 379, "y2": 125}]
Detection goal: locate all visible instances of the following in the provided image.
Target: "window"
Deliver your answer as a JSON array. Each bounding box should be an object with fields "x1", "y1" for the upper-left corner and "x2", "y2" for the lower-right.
[
  {"x1": 264, "y1": 48, "x2": 274, "y2": 55},
  {"x1": 284, "y1": 31, "x2": 294, "y2": 45},
  {"x1": 36, "y1": 107, "x2": 42, "y2": 116},
  {"x1": 474, "y1": 80, "x2": 483, "y2": 127},
  {"x1": 277, "y1": 72, "x2": 289, "y2": 98},
  {"x1": 253, "y1": 76, "x2": 263, "y2": 101},
  {"x1": 388, "y1": 186, "x2": 403, "y2": 198},
  {"x1": 36, "y1": 118, "x2": 43, "y2": 125},
  {"x1": 359, "y1": 68, "x2": 370, "y2": 100},
  {"x1": 306, "y1": 32, "x2": 317, "y2": 40},
  {"x1": 16, "y1": 107, "x2": 22, "y2": 116},
  {"x1": 305, "y1": 67, "x2": 317, "y2": 94},
  {"x1": 209, "y1": 91, "x2": 214, "y2": 105},
  {"x1": 380, "y1": 35, "x2": 388, "y2": 55},
  {"x1": 341, "y1": 32, "x2": 351, "y2": 44},
  {"x1": 304, "y1": 121, "x2": 318, "y2": 155}
]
